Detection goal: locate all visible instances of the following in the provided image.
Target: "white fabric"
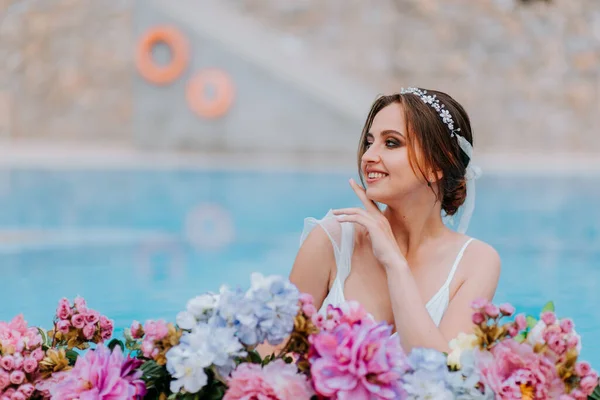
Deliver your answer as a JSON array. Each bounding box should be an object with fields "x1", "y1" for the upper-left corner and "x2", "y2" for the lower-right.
[{"x1": 300, "y1": 210, "x2": 475, "y2": 327}]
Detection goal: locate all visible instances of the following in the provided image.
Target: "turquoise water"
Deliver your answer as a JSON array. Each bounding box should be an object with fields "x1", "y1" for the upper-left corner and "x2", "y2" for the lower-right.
[{"x1": 0, "y1": 169, "x2": 598, "y2": 367}]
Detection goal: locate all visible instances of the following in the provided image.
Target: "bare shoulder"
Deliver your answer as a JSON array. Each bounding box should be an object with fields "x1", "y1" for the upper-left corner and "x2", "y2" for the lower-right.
[
  {"x1": 289, "y1": 224, "x2": 337, "y2": 308},
  {"x1": 461, "y1": 238, "x2": 501, "y2": 281}
]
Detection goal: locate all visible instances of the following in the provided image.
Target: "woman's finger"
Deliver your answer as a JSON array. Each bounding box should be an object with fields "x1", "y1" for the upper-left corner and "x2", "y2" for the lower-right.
[{"x1": 349, "y1": 178, "x2": 381, "y2": 215}]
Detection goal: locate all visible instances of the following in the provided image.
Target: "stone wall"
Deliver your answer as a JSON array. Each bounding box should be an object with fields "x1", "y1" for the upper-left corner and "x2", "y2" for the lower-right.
[
  {"x1": 1, "y1": 0, "x2": 599, "y2": 153},
  {"x1": 227, "y1": 0, "x2": 600, "y2": 153},
  {"x1": 0, "y1": 0, "x2": 133, "y2": 142}
]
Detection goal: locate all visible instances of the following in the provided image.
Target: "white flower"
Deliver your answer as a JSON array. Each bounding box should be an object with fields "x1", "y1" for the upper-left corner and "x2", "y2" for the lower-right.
[
  {"x1": 176, "y1": 311, "x2": 197, "y2": 330},
  {"x1": 186, "y1": 293, "x2": 219, "y2": 319},
  {"x1": 447, "y1": 333, "x2": 478, "y2": 369},
  {"x1": 166, "y1": 346, "x2": 210, "y2": 394}
]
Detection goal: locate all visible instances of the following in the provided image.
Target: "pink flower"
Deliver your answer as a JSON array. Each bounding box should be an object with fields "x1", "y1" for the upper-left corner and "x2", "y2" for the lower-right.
[
  {"x1": 309, "y1": 319, "x2": 408, "y2": 399},
  {"x1": 56, "y1": 298, "x2": 72, "y2": 320},
  {"x1": 560, "y1": 319, "x2": 574, "y2": 334},
  {"x1": 57, "y1": 320, "x2": 71, "y2": 334},
  {"x1": 18, "y1": 383, "x2": 35, "y2": 397},
  {"x1": 9, "y1": 370, "x2": 25, "y2": 385},
  {"x1": 1, "y1": 356, "x2": 14, "y2": 371},
  {"x1": 10, "y1": 391, "x2": 25, "y2": 400},
  {"x1": 143, "y1": 320, "x2": 169, "y2": 342},
  {"x1": 499, "y1": 303, "x2": 515, "y2": 316},
  {"x1": 22, "y1": 357, "x2": 37, "y2": 374},
  {"x1": 580, "y1": 375, "x2": 598, "y2": 395},
  {"x1": 484, "y1": 303, "x2": 500, "y2": 318},
  {"x1": 130, "y1": 321, "x2": 143, "y2": 339},
  {"x1": 0, "y1": 370, "x2": 9, "y2": 390},
  {"x1": 85, "y1": 310, "x2": 100, "y2": 325},
  {"x1": 567, "y1": 335, "x2": 579, "y2": 350},
  {"x1": 31, "y1": 348, "x2": 44, "y2": 362},
  {"x1": 71, "y1": 314, "x2": 86, "y2": 329},
  {"x1": 48, "y1": 345, "x2": 146, "y2": 399},
  {"x1": 575, "y1": 361, "x2": 591, "y2": 377},
  {"x1": 515, "y1": 314, "x2": 527, "y2": 331},
  {"x1": 472, "y1": 312, "x2": 485, "y2": 325},
  {"x1": 476, "y1": 339, "x2": 564, "y2": 399},
  {"x1": 471, "y1": 298, "x2": 488, "y2": 310},
  {"x1": 99, "y1": 316, "x2": 114, "y2": 335},
  {"x1": 82, "y1": 324, "x2": 96, "y2": 340},
  {"x1": 12, "y1": 354, "x2": 23, "y2": 370},
  {"x1": 224, "y1": 359, "x2": 314, "y2": 400},
  {"x1": 74, "y1": 296, "x2": 88, "y2": 313},
  {"x1": 541, "y1": 311, "x2": 557, "y2": 326}
]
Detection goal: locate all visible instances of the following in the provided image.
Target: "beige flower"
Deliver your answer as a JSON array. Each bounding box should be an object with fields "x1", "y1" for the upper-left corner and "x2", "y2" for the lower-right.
[{"x1": 447, "y1": 332, "x2": 478, "y2": 369}]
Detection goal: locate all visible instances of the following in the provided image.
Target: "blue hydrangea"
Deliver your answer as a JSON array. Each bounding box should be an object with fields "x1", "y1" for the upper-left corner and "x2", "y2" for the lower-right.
[
  {"x1": 402, "y1": 348, "x2": 455, "y2": 399},
  {"x1": 446, "y1": 349, "x2": 494, "y2": 399}
]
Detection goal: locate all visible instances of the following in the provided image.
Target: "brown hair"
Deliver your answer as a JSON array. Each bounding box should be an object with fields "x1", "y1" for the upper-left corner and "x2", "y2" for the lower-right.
[{"x1": 357, "y1": 89, "x2": 473, "y2": 216}]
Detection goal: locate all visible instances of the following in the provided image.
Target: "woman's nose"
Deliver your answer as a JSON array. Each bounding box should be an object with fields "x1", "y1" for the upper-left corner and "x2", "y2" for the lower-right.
[{"x1": 362, "y1": 145, "x2": 381, "y2": 163}]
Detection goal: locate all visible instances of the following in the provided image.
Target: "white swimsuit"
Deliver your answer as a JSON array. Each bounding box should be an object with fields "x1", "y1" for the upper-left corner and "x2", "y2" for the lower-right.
[{"x1": 300, "y1": 210, "x2": 474, "y2": 326}]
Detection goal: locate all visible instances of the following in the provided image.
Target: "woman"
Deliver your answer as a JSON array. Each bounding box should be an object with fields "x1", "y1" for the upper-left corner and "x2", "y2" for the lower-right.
[{"x1": 289, "y1": 88, "x2": 501, "y2": 354}]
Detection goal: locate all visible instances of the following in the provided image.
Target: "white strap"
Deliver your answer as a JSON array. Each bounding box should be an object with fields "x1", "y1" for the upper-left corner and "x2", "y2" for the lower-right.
[
  {"x1": 336, "y1": 221, "x2": 354, "y2": 284},
  {"x1": 442, "y1": 238, "x2": 474, "y2": 288}
]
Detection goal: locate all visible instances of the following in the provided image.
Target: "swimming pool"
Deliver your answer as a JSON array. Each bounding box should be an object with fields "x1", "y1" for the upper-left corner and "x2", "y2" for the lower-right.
[{"x1": 0, "y1": 168, "x2": 598, "y2": 367}]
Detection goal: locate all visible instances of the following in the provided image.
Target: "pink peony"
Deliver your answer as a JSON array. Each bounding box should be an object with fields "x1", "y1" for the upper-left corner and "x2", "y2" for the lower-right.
[
  {"x1": 309, "y1": 319, "x2": 408, "y2": 399},
  {"x1": 224, "y1": 359, "x2": 314, "y2": 400},
  {"x1": 476, "y1": 338, "x2": 564, "y2": 399},
  {"x1": 48, "y1": 344, "x2": 146, "y2": 399}
]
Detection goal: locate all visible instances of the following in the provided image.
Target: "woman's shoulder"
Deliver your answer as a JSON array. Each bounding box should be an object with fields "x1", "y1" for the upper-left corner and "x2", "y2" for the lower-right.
[{"x1": 461, "y1": 236, "x2": 501, "y2": 279}]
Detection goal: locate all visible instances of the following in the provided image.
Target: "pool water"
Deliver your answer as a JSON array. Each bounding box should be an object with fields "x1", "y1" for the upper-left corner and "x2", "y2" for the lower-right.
[{"x1": 0, "y1": 169, "x2": 598, "y2": 366}]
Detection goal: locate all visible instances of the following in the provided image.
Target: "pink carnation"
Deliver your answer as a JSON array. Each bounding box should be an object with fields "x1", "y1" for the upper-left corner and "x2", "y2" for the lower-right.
[
  {"x1": 309, "y1": 319, "x2": 408, "y2": 399},
  {"x1": 476, "y1": 339, "x2": 564, "y2": 399},
  {"x1": 224, "y1": 359, "x2": 314, "y2": 400}
]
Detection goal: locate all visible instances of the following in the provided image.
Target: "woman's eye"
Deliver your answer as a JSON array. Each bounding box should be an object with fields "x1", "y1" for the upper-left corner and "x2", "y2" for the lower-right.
[
  {"x1": 365, "y1": 141, "x2": 373, "y2": 148},
  {"x1": 386, "y1": 139, "x2": 400, "y2": 148}
]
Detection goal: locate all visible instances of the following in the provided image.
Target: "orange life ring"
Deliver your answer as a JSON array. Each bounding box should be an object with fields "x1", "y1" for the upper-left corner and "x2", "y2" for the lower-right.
[
  {"x1": 136, "y1": 26, "x2": 189, "y2": 85},
  {"x1": 185, "y1": 69, "x2": 235, "y2": 119}
]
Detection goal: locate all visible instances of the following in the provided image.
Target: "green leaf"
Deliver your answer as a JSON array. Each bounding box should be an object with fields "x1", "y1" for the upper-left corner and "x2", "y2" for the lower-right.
[
  {"x1": 541, "y1": 301, "x2": 555, "y2": 313},
  {"x1": 37, "y1": 327, "x2": 50, "y2": 347},
  {"x1": 65, "y1": 349, "x2": 79, "y2": 365},
  {"x1": 526, "y1": 316, "x2": 538, "y2": 329},
  {"x1": 107, "y1": 339, "x2": 124, "y2": 352},
  {"x1": 247, "y1": 350, "x2": 262, "y2": 364}
]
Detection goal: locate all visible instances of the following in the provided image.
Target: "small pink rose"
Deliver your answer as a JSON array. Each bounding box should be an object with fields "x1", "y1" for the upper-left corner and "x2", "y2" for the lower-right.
[
  {"x1": 11, "y1": 391, "x2": 26, "y2": 400},
  {"x1": 472, "y1": 312, "x2": 485, "y2": 325},
  {"x1": 23, "y1": 357, "x2": 37, "y2": 374},
  {"x1": 85, "y1": 310, "x2": 100, "y2": 325},
  {"x1": 82, "y1": 324, "x2": 96, "y2": 340},
  {"x1": 580, "y1": 376, "x2": 598, "y2": 395},
  {"x1": 302, "y1": 304, "x2": 317, "y2": 317},
  {"x1": 18, "y1": 383, "x2": 35, "y2": 397},
  {"x1": 575, "y1": 361, "x2": 591, "y2": 377},
  {"x1": 56, "y1": 298, "x2": 72, "y2": 320},
  {"x1": 74, "y1": 296, "x2": 88, "y2": 313},
  {"x1": 484, "y1": 303, "x2": 500, "y2": 318},
  {"x1": 9, "y1": 370, "x2": 25, "y2": 385},
  {"x1": 71, "y1": 314, "x2": 86, "y2": 329},
  {"x1": 31, "y1": 348, "x2": 44, "y2": 362},
  {"x1": 560, "y1": 318, "x2": 574, "y2": 334},
  {"x1": 567, "y1": 335, "x2": 580, "y2": 350},
  {"x1": 57, "y1": 320, "x2": 71, "y2": 334},
  {"x1": 507, "y1": 325, "x2": 518, "y2": 337},
  {"x1": 12, "y1": 354, "x2": 23, "y2": 370},
  {"x1": 499, "y1": 303, "x2": 515, "y2": 316},
  {"x1": 0, "y1": 370, "x2": 9, "y2": 390},
  {"x1": 299, "y1": 293, "x2": 314, "y2": 305},
  {"x1": 1, "y1": 355, "x2": 14, "y2": 371},
  {"x1": 99, "y1": 316, "x2": 114, "y2": 332},
  {"x1": 515, "y1": 314, "x2": 527, "y2": 331},
  {"x1": 541, "y1": 311, "x2": 556, "y2": 326},
  {"x1": 100, "y1": 329, "x2": 112, "y2": 341}
]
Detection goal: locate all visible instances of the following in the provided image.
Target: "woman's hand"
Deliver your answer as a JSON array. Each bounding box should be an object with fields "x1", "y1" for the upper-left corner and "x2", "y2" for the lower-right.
[{"x1": 332, "y1": 179, "x2": 407, "y2": 269}]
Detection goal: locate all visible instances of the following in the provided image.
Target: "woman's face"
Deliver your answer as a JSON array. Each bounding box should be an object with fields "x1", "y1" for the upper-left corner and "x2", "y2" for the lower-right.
[{"x1": 361, "y1": 103, "x2": 429, "y2": 204}]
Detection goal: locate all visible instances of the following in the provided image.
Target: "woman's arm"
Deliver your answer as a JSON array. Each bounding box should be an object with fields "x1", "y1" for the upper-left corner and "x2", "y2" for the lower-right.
[{"x1": 384, "y1": 241, "x2": 501, "y2": 353}]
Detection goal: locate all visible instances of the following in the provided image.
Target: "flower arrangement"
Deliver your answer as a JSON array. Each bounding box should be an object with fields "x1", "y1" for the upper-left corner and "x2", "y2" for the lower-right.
[{"x1": 0, "y1": 273, "x2": 598, "y2": 399}]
